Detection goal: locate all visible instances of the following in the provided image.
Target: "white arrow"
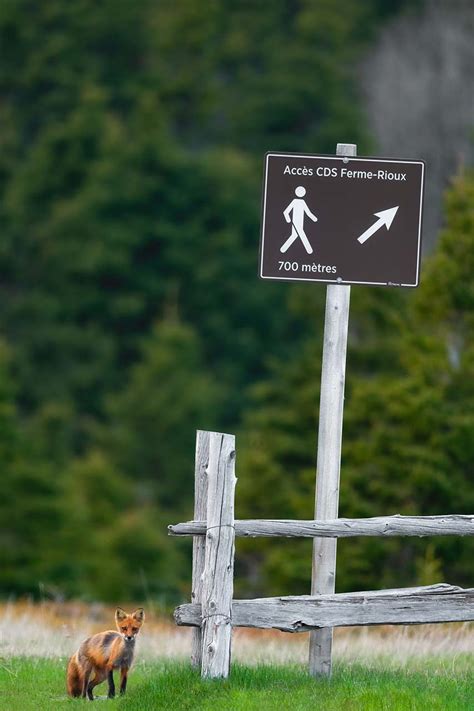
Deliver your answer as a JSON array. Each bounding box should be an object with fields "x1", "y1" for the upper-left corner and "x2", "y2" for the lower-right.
[{"x1": 357, "y1": 206, "x2": 399, "y2": 244}]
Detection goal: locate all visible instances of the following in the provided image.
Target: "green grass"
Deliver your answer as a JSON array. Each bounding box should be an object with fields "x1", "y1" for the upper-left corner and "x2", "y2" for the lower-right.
[{"x1": 0, "y1": 658, "x2": 473, "y2": 711}]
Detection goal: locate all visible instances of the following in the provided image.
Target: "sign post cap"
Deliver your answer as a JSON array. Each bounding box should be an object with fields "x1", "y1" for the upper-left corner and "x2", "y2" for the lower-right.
[{"x1": 336, "y1": 143, "x2": 357, "y2": 156}]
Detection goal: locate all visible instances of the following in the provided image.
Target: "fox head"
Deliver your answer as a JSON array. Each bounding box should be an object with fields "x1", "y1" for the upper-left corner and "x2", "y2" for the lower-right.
[{"x1": 115, "y1": 608, "x2": 145, "y2": 642}]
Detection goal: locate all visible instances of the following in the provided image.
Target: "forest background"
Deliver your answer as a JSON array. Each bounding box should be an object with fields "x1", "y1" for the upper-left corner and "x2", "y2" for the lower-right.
[{"x1": 1, "y1": 0, "x2": 473, "y2": 605}]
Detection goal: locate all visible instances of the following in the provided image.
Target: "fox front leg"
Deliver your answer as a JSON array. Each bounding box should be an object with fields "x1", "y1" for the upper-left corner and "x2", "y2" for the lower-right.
[
  {"x1": 81, "y1": 666, "x2": 92, "y2": 699},
  {"x1": 120, "y1": 667, "x2": 128, "y2": 695},
  {"x1": 107, "y1": 670, "x2": 115, "y2": 699},
  {"x1": 86, "y1": 682, "x2": 96, "y2": 702}
]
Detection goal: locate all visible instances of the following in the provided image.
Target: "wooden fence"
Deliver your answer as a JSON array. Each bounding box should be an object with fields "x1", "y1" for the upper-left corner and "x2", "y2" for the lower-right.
[{"x1": 169, "y1": 430, "x2": 474, "y2": 679}]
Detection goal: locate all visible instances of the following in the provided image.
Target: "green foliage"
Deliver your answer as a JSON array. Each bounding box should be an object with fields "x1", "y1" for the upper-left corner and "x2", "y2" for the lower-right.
[
  {"x1": 0, "y1": 0, "x2": 467, "y2": 602},
  {"x1": 0, "y1": 343, "x2": 62, "y2": 594},
  {"x1": 150, "y1": 0, "x2": 371, "y2": 152},
  {"x1": 57, "y1": 451, "x2": 186, "y2": 600},
  {"x1": 104, "y1": 319, "x2": 221, "y2": 509}
]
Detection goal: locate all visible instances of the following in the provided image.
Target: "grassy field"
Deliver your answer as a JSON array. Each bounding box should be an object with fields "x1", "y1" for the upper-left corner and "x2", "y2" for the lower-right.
[
  {"x1": 1, "y1": 657, "x2": 473, "y2": 711},
  {"x1": 1, "y1": 603, "x2": 473, "y2": 709}
]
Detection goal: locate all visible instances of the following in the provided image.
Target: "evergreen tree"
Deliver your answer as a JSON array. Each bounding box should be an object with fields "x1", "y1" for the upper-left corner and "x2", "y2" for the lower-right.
[
  {"x1": 56, "y1": 450, "x2": 186, "y2": 601},
  {"x1": 104, "y1": 318, "x2": 221, "y2": 510},
  {"x1": 0, "y1": 341, "x2": 62, "y2": 595},
  {"x1": 0, "y1": 0, "x2": 435, "y2": 600}
]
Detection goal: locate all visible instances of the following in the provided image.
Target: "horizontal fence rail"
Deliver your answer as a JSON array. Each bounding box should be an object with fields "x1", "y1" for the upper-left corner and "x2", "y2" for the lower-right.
[
  {"x1": 175, "y1": 583, "x2": 474, "y2": 633},
  {"x1": 169, "y1": 514, "x2": 474, "y2": 539}
]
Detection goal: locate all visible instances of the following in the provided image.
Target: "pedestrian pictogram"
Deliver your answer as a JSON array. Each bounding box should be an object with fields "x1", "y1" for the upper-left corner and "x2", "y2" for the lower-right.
[{"x1": 281, "y1": 186, "x2": 318, "y2": 254}]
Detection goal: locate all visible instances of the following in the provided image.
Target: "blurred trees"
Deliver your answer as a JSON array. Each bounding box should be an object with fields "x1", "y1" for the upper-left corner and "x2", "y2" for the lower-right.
[
  {"x1": 0, "y1": 0, "x2": 471, "y2": 602},
  {"x1": 103, "y1": 319, "x2": 221, "y2": 510},
  {"x1": 0, "y1": 342, "x2": 62, "y2": 594}
]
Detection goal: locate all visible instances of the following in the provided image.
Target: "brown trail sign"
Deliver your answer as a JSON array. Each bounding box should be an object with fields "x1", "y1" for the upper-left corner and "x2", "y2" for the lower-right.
[{"x1": 259, "y1": 151, "x2": 425, "y2": 287}]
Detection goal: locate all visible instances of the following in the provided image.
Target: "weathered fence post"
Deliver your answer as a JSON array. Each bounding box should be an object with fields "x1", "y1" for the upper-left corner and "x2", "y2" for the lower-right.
[
  {"x1": 201, "y1": 431, "x2": 236, "y2": 679},
  {"x1": 191, "y1": 430, "x2": 210, "y2": 669},
  {"x1": 309, "y1": 141, "x2": 356, "y2": 678}
]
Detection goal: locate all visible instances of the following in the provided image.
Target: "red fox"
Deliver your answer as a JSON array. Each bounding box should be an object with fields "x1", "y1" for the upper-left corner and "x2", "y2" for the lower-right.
[{"x1": 66, "y1": 608, "x2": 145, "y2": 700}]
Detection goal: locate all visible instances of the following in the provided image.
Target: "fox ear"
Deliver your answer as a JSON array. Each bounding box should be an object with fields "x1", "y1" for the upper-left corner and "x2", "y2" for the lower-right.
[
  {"x1": 115, "y1": 608, "x2": 127, "y2": 622},
  {"x1": 132, "y1": 608, "x2": 145, "y2": 623}
]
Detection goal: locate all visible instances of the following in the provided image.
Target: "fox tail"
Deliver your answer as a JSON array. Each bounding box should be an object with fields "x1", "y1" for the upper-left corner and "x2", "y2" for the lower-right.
[{"x1": 66, "y1": 654, "x2": 82, "y2": 697}]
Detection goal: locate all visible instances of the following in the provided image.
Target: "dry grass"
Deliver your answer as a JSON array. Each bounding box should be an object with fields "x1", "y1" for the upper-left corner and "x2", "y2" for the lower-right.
[{"x1": 1, "y1": 601, "x2": 473, "y2": 670}]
